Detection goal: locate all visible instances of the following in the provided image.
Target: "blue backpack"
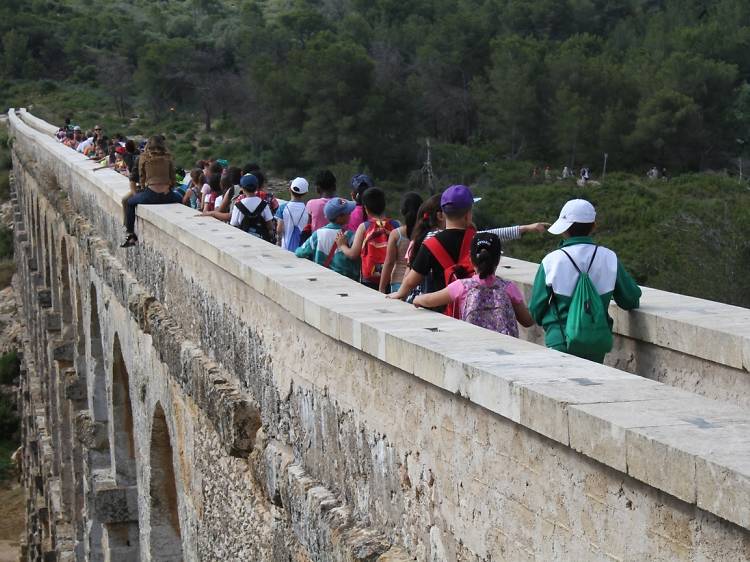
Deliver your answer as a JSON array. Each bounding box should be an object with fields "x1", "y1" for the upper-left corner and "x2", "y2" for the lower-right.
[{"x1": 283, "y1": 203, "x2": 307, "y2": 252}]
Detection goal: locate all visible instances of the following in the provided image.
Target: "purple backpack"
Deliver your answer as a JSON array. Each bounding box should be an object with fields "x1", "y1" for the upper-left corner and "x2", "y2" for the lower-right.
[{"x1": 460, "y1": 277, "x2": 519, "y2": 336}]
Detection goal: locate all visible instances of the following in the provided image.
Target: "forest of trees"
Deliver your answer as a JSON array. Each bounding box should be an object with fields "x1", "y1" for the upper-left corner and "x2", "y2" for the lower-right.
[{"x1": 3, "y1": 0, "x2": 750, "y2": 178}]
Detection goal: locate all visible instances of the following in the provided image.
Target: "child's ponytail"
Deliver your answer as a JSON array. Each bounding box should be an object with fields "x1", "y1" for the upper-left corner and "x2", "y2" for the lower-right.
[{"x1": 470, "y1": 232, "x2": 502, "y2": 279}]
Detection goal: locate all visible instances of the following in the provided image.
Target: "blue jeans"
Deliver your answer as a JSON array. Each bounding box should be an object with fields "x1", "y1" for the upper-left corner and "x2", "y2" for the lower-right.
[{"x1": 125, "y1": 188, "x2": 182, "y2": 233}]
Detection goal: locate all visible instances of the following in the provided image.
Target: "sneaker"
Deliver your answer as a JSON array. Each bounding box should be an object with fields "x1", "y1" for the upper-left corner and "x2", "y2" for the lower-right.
[{"x1": 120, "y1": 234, "x2": 138, "y2": 248}]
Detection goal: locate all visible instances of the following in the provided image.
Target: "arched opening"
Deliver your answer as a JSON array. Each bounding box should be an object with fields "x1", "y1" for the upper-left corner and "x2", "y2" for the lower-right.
[
  {"x1": 149, "y1": 404, "x2": 183, "y2": 561},
  {"x1": 88, "y1": 283, "x2": 109, "y2": 469},
  {"x1": 59, "y1": 237, "x2": 73, "y2": 330},
  {"x1": 105, "y1": 334, "x2": 142, "y2": 560},
  {"x1": 44, "y1": 220, "x2": 52, "y2": 291},
  {"x1": 111, "y1": 335, "x2": 136, "y2": 486}
]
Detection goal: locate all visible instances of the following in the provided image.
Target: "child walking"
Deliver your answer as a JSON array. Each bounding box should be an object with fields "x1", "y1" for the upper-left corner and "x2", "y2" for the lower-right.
[
  {"x1": 529, "y1": 199, "x2": 641, "y2": 363},
  {"x1": 276, "y1": 177, "x2": 310, "y2": 252},
  {"x1": 413, "y1": 232, "x2": 533, "y2": 335},
  {"x1": 334, "y1": 187, "x2": 400, "y2": 289},
  {"x1": 379, "y1": 192, "x2": 423, "y2": 293},
  {"x1": 295, "y1": 198, "x2": 360, "y2": 280}
]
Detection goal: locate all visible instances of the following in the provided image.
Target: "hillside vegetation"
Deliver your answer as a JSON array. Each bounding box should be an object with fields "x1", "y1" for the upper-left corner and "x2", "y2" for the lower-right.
[{"x1": 2, "y1": 0, "x2": 750, "y2": 306}]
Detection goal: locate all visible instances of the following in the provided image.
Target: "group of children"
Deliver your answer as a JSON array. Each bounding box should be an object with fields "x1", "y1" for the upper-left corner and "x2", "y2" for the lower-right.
[
  {"x1": 57, "y1": 124, "x2": 642, "y2": 363},
  {"x1": 284, "y1": 175, "x2": 641, "y2": 363}
]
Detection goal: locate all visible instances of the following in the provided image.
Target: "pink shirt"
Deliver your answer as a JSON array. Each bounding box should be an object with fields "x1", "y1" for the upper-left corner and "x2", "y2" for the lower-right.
[
  {"x1": 346, "y1": 205, "x2": 365, "y2": 232},
  {"x1": 447, "y1": 274, "x2": 524, "y2": 319},
  {"x1": 306, "y1": 198, "x2": 331, "y2": 231}
]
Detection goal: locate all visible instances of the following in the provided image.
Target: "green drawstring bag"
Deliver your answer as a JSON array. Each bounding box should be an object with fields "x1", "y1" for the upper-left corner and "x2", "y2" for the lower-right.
[{"x1": 554, "y1": 246, "x2": 613, "y2": 358}]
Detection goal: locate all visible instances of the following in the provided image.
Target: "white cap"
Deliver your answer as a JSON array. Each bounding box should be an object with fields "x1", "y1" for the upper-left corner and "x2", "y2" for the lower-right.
[
  {"x1": 548, "y1": 199, "x2": 596, "y2": 235},
  {"x1": 290, "y1": 177, "x2": 309, "y2": 194}
]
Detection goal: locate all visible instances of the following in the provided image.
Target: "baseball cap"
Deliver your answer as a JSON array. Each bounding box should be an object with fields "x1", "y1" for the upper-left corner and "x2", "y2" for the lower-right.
[
  {"x1": 548, "y1": 199, "x2": 596, "y2": 235},
  {"x1": 350, "y1": 173, "x2": 374, "y2": 189},
  {"x1": 471, "y1": 231, "x2": 502, "y2": 259},
  {"x1": 73, "y1": 125, "x2": 81, "y2": 131},
  {"x1": 441, "y1": 185, "x2": 474, "y2": 212},
  {"x1": 239, "y1": 173, "x2": 259, "y2": 190},
  {"x1": 324, "y1": 197, "x2": 357, "y2": 221},
  {"x1": 290, "y1": 177, "x2": 309, "y2": 194}
]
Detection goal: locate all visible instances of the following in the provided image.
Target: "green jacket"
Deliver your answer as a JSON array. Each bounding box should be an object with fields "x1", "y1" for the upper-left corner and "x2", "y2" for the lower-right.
[
  {"x1": 528, "y1": 237, "x2": 641, "y2": 360},
  {"x1": 295, "y1": 223, "x2": 360, "y2": 280}
]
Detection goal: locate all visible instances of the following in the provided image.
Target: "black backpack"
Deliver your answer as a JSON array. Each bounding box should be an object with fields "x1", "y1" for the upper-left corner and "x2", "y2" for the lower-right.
[{"x1": 235, "y1": 199, "x2": 272, "y2": 242}]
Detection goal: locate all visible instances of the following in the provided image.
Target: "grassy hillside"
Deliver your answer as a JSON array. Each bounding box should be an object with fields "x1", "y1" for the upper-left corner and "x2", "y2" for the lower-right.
[{"x1": 475, "y1": 173, "x2": 750, "y2": 307}]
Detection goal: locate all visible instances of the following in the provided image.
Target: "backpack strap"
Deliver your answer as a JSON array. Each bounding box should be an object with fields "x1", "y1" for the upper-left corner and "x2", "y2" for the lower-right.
[
  {"x1": 586, "y1": 245, "x2": 600, "y2": 273},
  {"x1": 559, "y1": 244, "x2": 599, "y2": 274},
  {"x1": 559, "y1": 249, "x2": 581, "y2": 273},
  {"x1": 423, "y1": 236, "x2": 455, "y2": 271},
  {"x1": 285, "y1": 203, "x2": 306, "y2": 227},
  {"x1": 236, "y1": 199, "x2": 268, "y2": 220}
]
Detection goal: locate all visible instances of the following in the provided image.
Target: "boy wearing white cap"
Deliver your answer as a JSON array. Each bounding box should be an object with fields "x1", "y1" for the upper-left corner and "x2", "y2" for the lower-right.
[
  {"x1": 529, "y1": 199, "x2": 641, "y2": 363},
  {"x1": 276, "y1": 177, "x2": 310, "y2": 252}
]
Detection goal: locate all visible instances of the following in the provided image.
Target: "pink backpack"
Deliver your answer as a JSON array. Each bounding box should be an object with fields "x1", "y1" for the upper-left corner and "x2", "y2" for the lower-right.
[{"x1": 460, "y1": 277, "x2": 519, "y2": 336}]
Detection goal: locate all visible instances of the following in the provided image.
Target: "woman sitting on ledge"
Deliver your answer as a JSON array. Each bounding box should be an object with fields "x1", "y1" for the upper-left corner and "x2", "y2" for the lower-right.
[{"x1": 121, "y1": 135, "x2": 182, "y2": 247}]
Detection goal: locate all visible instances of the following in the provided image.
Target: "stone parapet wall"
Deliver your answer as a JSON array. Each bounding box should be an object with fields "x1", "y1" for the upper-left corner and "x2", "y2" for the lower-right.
[{"x1": 8, "y1": 108, "x2": 750, "y2": 561}]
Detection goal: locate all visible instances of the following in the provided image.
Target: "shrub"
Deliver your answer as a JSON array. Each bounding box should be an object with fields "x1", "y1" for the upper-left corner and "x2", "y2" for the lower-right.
[
  {"x1": 0, "y1": 352, "x2": 20, "y2": 385},
  {"x1": 0, "y1": 227, "x2": 13, "y2": 259},
  {"x1": 198, "y1": 136, "x2": 213, "y2": 147}
]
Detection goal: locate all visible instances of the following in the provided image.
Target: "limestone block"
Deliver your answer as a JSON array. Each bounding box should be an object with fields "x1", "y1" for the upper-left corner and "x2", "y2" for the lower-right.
[
  {"x1": 93, "y1": 483, "x2": 139, "y2": 524},
  {"x1": 697, "y1": 451, "x2": 750, "y2": 530},
  {"x1": 569, "y1": 396, "x2": 750, "y2": 473},
  {"x1": 75, "y1": 411, "x2": 108, "y2": 450},
  {"x1": 63, "y1": 368, "x2": 86, "y2": 403},
  {"x1": 262, "y1": 440, "x2": 295, "y2": 507}
]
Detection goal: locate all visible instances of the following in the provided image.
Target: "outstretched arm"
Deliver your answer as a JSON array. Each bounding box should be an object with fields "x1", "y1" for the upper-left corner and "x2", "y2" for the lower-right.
[
  {"x1": 413, "y1": 287, "x2": 451, "y2": 309},
  {"x1": 387, "y1": 269, "x2": 424, "y2": 300}
]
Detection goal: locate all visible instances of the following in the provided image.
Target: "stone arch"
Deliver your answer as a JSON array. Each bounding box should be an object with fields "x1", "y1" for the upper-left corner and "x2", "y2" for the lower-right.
[
  {"x1": 58, "y1": 236, "x2": 73, "y2": 329},
  {"x1": 104, "y1": 334, "x2": 142, "y2": 560},
  {"x1": 149, "y1": 403, "x2": 183, "y2": 561},
  {"x1": 88, "y1": 283, "x2": 110, "y2": 469},
  {"x1": 43, "y1": 217, "x2": 52, "y2": 291},
  {"x1": 111, "y1": 335, "x2": 136, "y2": 486}
]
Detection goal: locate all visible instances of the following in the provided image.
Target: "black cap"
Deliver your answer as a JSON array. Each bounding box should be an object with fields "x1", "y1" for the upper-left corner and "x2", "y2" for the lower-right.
[{"x1": 471, "y1": 232, "x2": 502, "y2": 260}]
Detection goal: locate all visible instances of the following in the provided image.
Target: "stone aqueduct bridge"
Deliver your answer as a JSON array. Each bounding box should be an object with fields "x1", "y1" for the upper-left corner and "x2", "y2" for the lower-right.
[{"x1": 7, "y1": 108, "x2": 750, "y2": 562}]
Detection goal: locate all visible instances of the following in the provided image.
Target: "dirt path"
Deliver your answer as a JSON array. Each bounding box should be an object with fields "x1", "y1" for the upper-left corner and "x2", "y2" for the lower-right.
[
  {"x1": 0, "y1": 540, "x2": 18, "y2": 562},
  {"x1": 0, "y1": 483, "x2": 23, "y2": 561}
]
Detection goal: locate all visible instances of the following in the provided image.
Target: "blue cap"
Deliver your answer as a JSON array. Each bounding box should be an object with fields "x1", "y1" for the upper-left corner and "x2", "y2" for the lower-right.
[
  {"x1": 350, "y1": 173, "x2": 374, "y2": 189},
  {"x1": 239, "y1": 174, "x2": 258, "y2": 190},
  {"x1": 324, "y1": 197, "x2": 357, "y2": 221},
  {"x1": 441, "y1": 184, "x2": 474, "y2": 212}
]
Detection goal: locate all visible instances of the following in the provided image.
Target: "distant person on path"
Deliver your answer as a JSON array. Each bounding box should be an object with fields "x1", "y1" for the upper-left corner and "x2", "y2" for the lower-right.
[
  {"x1": 295, "y1": 197, "x2": 360, "y2": 280},
  {"x1": 276, "y1": 177, "x2": 310, "y2": 252},
  {"x1": 378, "y1": 192, "x2": 423, "y2": 293},
  {"x1": 306, "y1": 170, "x2": 337, "y2": 231},
  {"x1": 528, "y1": 199, "x2": 641, "y2": 363},
  {"x1": 562, "y1": 166, "x2": 571, "y2": 179},
  {"x1": 412, "y1": 232, "x2": 533, "y2": 335},
  {"x1": 121, "y1": 135, "x2": 180, "y2": 247}
]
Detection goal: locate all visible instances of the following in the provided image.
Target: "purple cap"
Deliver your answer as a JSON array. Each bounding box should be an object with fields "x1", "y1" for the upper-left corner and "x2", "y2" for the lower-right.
[
  {"x1": 440, "y1": 185, "x2": 474, "y2": 212},
  {"x1": 324, "y1": 197, "x2": 357, "y2": 221}
]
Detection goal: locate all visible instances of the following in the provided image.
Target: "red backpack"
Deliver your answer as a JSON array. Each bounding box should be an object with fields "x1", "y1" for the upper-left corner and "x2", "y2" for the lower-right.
[
  {"x1": 360, "y1": 219, "x2": 396, "y2": 284},
  {"x1": 423, "y1": 227, "x2": 476, "y2": 318}
]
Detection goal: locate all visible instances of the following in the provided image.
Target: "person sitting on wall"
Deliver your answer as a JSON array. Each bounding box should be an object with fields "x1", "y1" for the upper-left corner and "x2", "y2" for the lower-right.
[{"x1": 121, "y1": 135, "x2": 181, "y2": 248}]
